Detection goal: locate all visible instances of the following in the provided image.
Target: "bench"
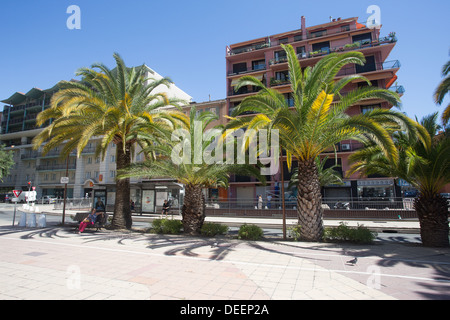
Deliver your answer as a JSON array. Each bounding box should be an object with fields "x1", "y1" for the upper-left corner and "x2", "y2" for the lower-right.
[{"x1": 73, "y1": 212, "x2": 109, "y2": 231}]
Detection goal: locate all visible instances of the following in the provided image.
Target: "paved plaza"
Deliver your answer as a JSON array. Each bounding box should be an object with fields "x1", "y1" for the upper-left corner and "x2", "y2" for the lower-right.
[{"x1": 0, "y1": 214, "x2": 449, "y2": 302}]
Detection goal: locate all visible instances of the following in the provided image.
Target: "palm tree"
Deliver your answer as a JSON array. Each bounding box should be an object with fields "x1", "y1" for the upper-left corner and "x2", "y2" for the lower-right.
[
  {"x1": 348, "y1": 113, "x2": 450, "y2": 247},
  {"x1": 434, "y1": 60, "x2": 450, "y2": 125},
  {"x1": 287, "y1": 156, "x2": 344, "y2": 190},
  {"x1": 33, "y1": 53, "x2": 184, "y2": 230},
  {"x1": 119, "y1": 106, "x2": 265, "y2": 235},
  {"x1": 227, "y1": 44, "x2": 415, "y2": 241}
]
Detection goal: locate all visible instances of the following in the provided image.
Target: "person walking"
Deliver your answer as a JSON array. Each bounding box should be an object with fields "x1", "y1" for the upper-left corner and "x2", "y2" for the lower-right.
[{"x1": 257, "y1": 195, "x2": 263, "y2": 209}]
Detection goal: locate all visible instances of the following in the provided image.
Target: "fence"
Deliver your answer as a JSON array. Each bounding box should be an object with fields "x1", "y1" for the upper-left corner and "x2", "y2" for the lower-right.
[
  {"x1": 53, "y1": 198, "x2": 92, "y2": 211},
  {"x1": 205, "y1": 197, "x2": 414, "y2": 210},
  {"x1": 203, "y1": 197, "x2": 417, "y2": 219}
]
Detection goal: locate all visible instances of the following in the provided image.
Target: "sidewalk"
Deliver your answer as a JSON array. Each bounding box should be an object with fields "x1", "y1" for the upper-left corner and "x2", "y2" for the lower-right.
[{"x1": 0, "y1": 219, "x2": 449, "y2": 301}]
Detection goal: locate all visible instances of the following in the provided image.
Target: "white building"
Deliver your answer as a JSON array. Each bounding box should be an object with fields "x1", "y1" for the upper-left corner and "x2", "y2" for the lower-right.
[{"x1": 0, "y1": 65, "x2": 193, "y2": 213}]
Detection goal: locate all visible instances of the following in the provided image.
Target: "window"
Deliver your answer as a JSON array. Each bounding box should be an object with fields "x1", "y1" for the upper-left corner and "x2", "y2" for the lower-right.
[
  {"x1": 85, "y1": 172, "x2": 91, "y2": 179},
  {"x1": 341, "y1": 25, "x2": 350, "y2": 32},
  {"x1": 352, "y1": 32, "x2": 372, "y2": 45},
  {"x1": 293, "y1": 34, "x2": 303, "y2": 42},
  {"x1": 110, "y1": 170, "x2": 116, "y2": 178},
  {"x1": 355, "y1": 55, "x2": 376, "y2": 73},
  {"x1": 284, "y1": 93, "x2": 294, "y2": 107},
  {"x1": 312, "y1": 41, "x2": 330, "y2": 53},
  {"x1": 360, "y1": 104, "x2": 380, "y2": 114},
  {"x1": 278, "y1": 37, "x2": 289, "y2": 44},
  {"x1": 110, "y1": 155, "x2": 115, "y2": 163},
  {"x1": 232, "y1": 62, "x2": 247, "y2": 74},
  {"x1": 274, "y1": 50, "x2": 287, "y2": 63},
  {"x1": 87, "y1": 157, "x2": 92, "y2": 164},
  {"x1": 252, "y1": 59, "x2": 265, "y2": 71},
  {"x1": 275, "y1": 71, "x2": 289, "y2": 82},
  {"x1": 296, "y1": 46, "x2": 306, "y2": 58},
  {"x1": 310, "y1": 30, "x2": 327, "y2": 38}
]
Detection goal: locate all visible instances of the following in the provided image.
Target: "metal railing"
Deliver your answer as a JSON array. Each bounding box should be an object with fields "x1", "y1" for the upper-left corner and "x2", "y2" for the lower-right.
[
  {"x1": 204, "y1": 197, "x2": 415, "y2": 211},
  {"x1": 53, "y1": 198, "x2": 92, "y2": 210}
]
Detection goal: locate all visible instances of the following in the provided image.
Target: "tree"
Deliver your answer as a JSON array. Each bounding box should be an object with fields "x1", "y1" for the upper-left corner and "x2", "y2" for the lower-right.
[
  {"x1": 119, "y1": 106, "x2": 265, "y2": 235},
  {"x1": 227, "y1": 44, "x2": 413, "y2": 241},
  {"x1": 33, "y1": 53, "x2": 184, "y2": 229},
  {"x1": 434, "y1": 60, "x2": 450, "y2": 125},
  {"x1": 288, "y1": 156, "x2": 344, "y2": 190},
  {"x1": 349, "y1": 113, "x2": 450, "y2": 247},
  {"x1": 0, "y1": 145, "x2": 14, "y2": 182}
]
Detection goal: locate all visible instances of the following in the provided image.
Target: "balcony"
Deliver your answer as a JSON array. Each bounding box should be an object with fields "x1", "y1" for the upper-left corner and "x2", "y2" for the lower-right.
[
  {"x1": 36, "y1": 163, "x2": 77, "y2": 171},
  {"x1": 269, "y1": 35, "x2": 397, "y2": 66},
  {"x1": 227, "y1": 18, "x2": 395, "y2": 57},
  {"x1": 335, "y1": 60, "x2": 400, "y2": 78},
  {"x1": 227, "y1": 42, "x2": 270, "y2": 56},
  {"x1": 227, "y1": 64, "x2": 266, "y2": 76}
]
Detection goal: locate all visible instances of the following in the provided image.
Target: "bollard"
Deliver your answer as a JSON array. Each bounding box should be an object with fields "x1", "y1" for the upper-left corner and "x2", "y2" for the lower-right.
[
  {"x1": 19, "y1": 212, "x2": 27, "y2": 227},
  {"x1": 38, "y1": 214, "x2": 47, "y2": 228},
  {"x1": 28, "y1": 213, "x2": 37, "y2": 227}
]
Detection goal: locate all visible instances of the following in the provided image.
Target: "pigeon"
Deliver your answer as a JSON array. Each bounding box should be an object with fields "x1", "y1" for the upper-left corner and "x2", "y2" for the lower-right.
[
  {"x1": 346, "y1": 257, "x2": 358, "y2": 265},
  {"x1": 211, "y1": 242, "x2": 218, "y2": 248}
]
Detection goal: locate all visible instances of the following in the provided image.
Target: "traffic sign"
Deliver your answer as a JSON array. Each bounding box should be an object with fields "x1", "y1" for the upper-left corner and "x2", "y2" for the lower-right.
[
  {"x1": 60, "y1": 177, "x2": 69, "y2": 184},
  {"x1": 13, "y1": 190, "x2": 22, "y2": 198}
]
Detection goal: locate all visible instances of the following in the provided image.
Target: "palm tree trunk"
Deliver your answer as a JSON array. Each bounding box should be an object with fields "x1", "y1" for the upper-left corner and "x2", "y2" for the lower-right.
[
  {"x1": 414, "y1": 194, "x2": 449, "y2": 247},
  {"x1": 111, "y1": 141, "x2": 132, "y2": 230},
  {"x1": 182, "y1": 184, "x2": 205, "y2": 235},
  {"x1": 296, "y1": 158, "x2": 324, "y2": 241}
]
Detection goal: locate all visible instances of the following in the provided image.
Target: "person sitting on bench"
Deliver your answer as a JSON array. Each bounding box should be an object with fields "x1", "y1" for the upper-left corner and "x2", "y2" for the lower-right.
[
  {"x1": 162, "y1": 200, "x2": 170, "y2": 218},
  {"x1": 79, "y1": 209, "x2": 99, "y2": 233}
]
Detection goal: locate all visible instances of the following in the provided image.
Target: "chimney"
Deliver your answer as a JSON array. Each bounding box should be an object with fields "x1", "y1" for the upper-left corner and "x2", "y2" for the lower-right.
[{"x1": 301, "y1": 16, "x2": 306, "y2": 39}]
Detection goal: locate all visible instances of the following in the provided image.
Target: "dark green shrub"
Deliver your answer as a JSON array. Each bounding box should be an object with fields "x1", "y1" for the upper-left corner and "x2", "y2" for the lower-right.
[
  {"x1": 238, "y1": 224, "x2": 263, "y2": 240},
  {"x1": 200, "y1": 223, "x2": 229, "y2": 237},
  {"x1": 323, "y1": 222, "x2": 377, "y2": 244},
  {"x1": 151, "y1": 218, "x2": 183, "y2": 234}
]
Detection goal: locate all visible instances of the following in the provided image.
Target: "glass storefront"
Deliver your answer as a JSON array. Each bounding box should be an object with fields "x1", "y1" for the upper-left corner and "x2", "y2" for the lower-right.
[{"x1": 357, "y1": 179, "x2": 394, "y2": 199}]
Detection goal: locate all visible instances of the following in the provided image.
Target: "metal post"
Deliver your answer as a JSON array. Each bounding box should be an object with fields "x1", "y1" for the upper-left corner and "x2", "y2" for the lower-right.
[
  {"x1": 12, "y1": 201, "x2": 16, "y2": 226},
  {"x1": 62, "y1": 156, "x2": 69, "y2": 226},
  {"x1": 280, "y1": 150, "x2": 286, "y2": 240}
]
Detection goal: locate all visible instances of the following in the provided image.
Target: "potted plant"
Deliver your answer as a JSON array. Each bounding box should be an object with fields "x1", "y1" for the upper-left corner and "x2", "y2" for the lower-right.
[{"x1": 388, "y1": 32, "x2": 397, "y2": 42}]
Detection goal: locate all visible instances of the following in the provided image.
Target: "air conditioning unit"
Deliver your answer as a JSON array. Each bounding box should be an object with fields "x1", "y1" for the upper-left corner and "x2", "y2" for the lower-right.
[{"x1": 341, "y1": 144, "x2": 351, "y2": 151}]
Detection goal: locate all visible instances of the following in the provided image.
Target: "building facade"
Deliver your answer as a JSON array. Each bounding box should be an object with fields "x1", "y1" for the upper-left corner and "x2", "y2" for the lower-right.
[
  {"x1": 0, "y1": 65, "x2": 195, "y2": 213},
  {"x1": 225, "y1": 16, "x2": 405, "y2": 203}
]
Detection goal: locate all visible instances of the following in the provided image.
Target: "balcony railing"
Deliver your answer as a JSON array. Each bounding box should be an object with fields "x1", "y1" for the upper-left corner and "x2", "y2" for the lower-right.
[
  {"x1": 336, "y1": 60, "x2": 400, "y2": 77},
  {"x1": 36, "y1": 163, "x2": 77, "y2": 171},
  {"x1": 269, "y1": 36, "x2": 396, "y2": 66},
  {"x1": 227, "y1": 19, "x2": 395, "y2": 56},
  {"x1": 227, "y1": 64, "x2": 266, "y2": 76}
]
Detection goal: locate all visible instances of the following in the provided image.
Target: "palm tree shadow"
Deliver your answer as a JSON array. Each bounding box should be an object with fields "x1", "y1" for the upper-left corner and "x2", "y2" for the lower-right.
[
  {"x1": 0, "y1": 224, "x2": 70, "y2": 239},
  {"x1": 143, "y1": 234, "x2": 239, "y2": 261}
]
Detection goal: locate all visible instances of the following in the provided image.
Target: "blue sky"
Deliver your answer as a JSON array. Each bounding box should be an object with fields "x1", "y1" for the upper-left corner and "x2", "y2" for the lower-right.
[{"x1": 0, "y1": 0, "x2": 449, "y2": 121}]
